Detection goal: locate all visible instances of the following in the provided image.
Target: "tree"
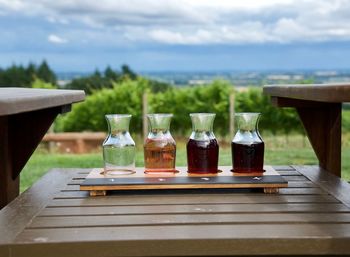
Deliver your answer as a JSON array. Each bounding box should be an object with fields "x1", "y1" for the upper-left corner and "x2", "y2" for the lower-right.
[
  {"x1": 37, "y1": 60, "x2": 56, "y2": 84},
  {"x1": 121, "y1": 64, "x2": 137, "y2": 80},
  {"x1": 66, "y1": 65, "x2": 140, "y2": 94},
  {"x1": 0, "y1": 64, "x2": 29, "y2": 87},
  {"x1": 26, "y1": 62, "x2": 37, "y2": 83},
  {"x1": 104, "y1": 66, "x2": 121, "y2": 81}
]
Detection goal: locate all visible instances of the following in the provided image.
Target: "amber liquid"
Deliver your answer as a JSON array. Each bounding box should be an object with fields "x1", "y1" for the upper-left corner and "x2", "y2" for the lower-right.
[
  {"x1": 187, "y1": 139, "x2": 219, "y2": 173},
  {"x1": 144, "y1": 139, "x2": 176, "y2": 172},
  {"x1": 231, "y1": 142, "x2": 264, "y2": 173}
]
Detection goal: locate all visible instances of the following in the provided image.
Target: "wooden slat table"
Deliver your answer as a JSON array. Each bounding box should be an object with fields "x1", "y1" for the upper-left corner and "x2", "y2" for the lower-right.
[
  {"x1": 1, "y1": 166, "x2": 350, "y2": 256},
  {"x1": 263, "y1": 83, "x2": 350, "y2": 177},
  {"x1": 0, "y1": 88, "x2": 85, "y2": 208}
]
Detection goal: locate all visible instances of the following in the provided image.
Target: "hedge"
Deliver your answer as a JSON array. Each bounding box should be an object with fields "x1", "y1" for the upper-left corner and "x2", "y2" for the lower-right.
[{"x1": 55, "y1": 79, "x2": 307, "y2": 136}]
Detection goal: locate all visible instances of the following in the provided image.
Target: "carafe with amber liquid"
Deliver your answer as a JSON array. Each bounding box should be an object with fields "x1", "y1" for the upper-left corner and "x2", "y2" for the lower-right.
[
  {"x1": 144, "y1": 114, "x2": 176, "y2": 173},
  {"x1": 232, "y1": 112, "x2": 264, "y2": 173},
  {"x1": 187, "y1": 113, "x2": 219, "y2": 174}
]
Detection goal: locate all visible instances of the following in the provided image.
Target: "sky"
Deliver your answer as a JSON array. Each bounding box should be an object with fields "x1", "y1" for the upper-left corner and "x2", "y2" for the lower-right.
[{"x1": 0, "y1": 0, "x2": 350, "y2": 72}]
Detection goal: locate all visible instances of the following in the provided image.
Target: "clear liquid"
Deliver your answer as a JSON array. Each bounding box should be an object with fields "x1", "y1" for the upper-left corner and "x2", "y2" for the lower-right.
[{"x1": 103, "y1": 145, "x2": 135, "y2": 173}]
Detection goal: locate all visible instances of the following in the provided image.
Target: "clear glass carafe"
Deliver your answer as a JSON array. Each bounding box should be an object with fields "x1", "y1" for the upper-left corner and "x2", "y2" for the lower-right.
[
  {"x1": 102, "y1": 114, "x2": 136, "y2": 175},
  {"x1": 144, "y1": 114, "x2": 176, "y2": 173},
  {"x1": 187, "y1": 113, "x2": 219, "y2": 174},
  {"x1": 232, "y1": 112, "x2": 264, "y2": 173}
]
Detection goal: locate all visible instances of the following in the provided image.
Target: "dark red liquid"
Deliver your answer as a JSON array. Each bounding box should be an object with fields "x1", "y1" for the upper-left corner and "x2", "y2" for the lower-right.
[
  {"x1": 231, "y1": 142, "x2": 264, "y2": 173},
  {"x1": 187, "y1": 139, "x2": 219, "y2": 173}
]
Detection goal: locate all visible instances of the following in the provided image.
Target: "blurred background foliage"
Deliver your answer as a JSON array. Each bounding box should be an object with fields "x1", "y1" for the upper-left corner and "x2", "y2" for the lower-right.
[{"x1": 1, "y1": 61, "x2": 349, "y2": 137}]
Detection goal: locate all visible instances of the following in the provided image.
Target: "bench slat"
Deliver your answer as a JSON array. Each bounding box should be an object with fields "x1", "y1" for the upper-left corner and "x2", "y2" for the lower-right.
[
  {"x1": 39, "y1": 203, "x2": 350, "y2": 216},
  {"x1": 47, "y1": 194, "x2": 339, "y2": 207},
  {"x1": 28, "y1": 213, "x2": 350, "y2": 228}
]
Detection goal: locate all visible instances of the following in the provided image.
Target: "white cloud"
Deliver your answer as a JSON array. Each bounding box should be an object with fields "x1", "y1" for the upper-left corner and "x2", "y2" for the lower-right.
[
  {"x1": 1, "y1": 0, "x2": 350, "y2": 45},
  {"x1": 48, "y1": 34, "x2": 68, "y2": 44},
  {"x1": 47, "y1": 16, "x2": 69, "y2": 25}
]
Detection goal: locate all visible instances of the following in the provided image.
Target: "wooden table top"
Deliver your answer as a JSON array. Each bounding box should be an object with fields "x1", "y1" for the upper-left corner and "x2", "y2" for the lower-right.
[
  {"x1": 263, "y1": 83, "x2": 350, "y2": 103},
  {"x1": 0, "y1": 87, "x2": 85, "y2": 115},
  {"x1": 1, "y1": 166, "x2": 350, "y2": 256}
]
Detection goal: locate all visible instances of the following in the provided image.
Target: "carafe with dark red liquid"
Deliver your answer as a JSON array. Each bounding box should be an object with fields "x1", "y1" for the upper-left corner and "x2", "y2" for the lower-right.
[
  {"x1": 144, "y1": 114, "x2": 176, "y2": 173},
  {"x1": 187, "y1": 113, "x2": 219, "y2": 173},
  {"x1": 232, "y1": 113, "x2": 264, "y2": 173}
]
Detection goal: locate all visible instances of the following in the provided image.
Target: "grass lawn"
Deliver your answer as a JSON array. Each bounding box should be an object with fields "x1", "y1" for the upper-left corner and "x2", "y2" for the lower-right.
[{"x1": 20, "y1": 134, "x2": 350, "y2": 192}]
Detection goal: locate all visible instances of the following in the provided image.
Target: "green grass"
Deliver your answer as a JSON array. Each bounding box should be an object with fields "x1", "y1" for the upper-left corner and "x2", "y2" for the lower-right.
[{"x1": 20, "y1": 135, "x2": 350, "y2": 192}]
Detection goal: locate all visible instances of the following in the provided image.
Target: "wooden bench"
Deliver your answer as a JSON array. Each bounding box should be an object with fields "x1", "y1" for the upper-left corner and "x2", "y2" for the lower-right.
[
  {"x1": 1, "y1": 165, "x2": 350, "y2": 256},
  {"x1": 42, "y1": 132, "x2": 106, "y2": 153},
  {"x1": 0, "y1": 88, "x2": 85, "y2": 208},
  {"x1": 263, "y1": 83, "x2": 350, "y2": 177}
]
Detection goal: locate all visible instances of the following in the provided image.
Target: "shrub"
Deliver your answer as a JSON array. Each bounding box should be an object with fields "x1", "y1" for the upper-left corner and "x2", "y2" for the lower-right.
[
  {"x1": 56, "y1": 79, "x2": 305, "y2": 136},
  {"x1": 55, "y1": 78, "x2": 149, "y2": 133},
  {"x1": 149, "y1": 80, "x2": 232, "y2": 136},
  {"x1": 235, "y1": 87, "x2": 303, "y2": 134}
]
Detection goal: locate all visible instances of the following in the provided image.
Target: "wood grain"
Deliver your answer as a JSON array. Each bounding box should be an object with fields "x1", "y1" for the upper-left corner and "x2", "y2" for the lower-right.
[
  {"x1": 263, "y1": 83, "x2": 350, "y2": 103},
  {"x1": 54, "y1": 187, "x2": 326, "y2": 199},
  {"x1": 297, "y1": 103, "x2": 341, "y2": 176},
  {"x1": 295, "y1": 165, "x2": 350, "y2": 208},
  {"x1": 15, "y1": 223, "x2": 350, "y2": 242},
  {"x1": 80, "y1": 166, "x2": 288, "y2": 193},
  {"x1": 28, "y1": 213, "x2": 350, "y2": 228},
  {"x1": 0, "y1": 87, "x2": 85, "y2": 115},
  {"x1": 263, "y1": 84, "x2": 344, "y2": 176},
  {"x1": 8, "y1": 237, "x2": 350, "y2": 257},
  {"x1": 2, "y1": 167, "x2": 350, "y2": 257},
  {"x1": 0, "y1": 116, "x2": 19, "y2": 208},
  {"x1": 0, "y1": 169, "x2": 80, "y2": 244},
  {"x1": 47, "y1": 194, "x2": 338, "y2": 207},
  {"x1": 38, "y1": 203, "x2": 350, "y2": 216}
]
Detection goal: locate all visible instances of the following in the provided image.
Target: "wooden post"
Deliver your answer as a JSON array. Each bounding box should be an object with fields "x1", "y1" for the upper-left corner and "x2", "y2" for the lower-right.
[
  {"x1": 229, "y1": 92, "x2": 235, "y2": 136},
  {"x1": 47, "y1": 124, "x2": 55, "y2": 153},
  {"x1": 142, "y1": 92, "x2": 148, "y2": 140}
]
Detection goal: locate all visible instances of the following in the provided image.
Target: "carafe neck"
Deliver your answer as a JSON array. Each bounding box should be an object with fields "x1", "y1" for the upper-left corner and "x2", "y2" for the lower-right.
[
  {"x1": 190, "y1": 113, "x2": 215, "y2": 132},
  {"x1": 147, "y1": 114, "x2": 173, "y2": 133},
  {"x1": 190, "y1": 113, "x2": 216, "y2": 140},
  {"x1": 235, "y1": 113, "x2": 261, "y2": 132},
  {"x1": 105, "y1": 114, "x2": 131, "y2": 136}
]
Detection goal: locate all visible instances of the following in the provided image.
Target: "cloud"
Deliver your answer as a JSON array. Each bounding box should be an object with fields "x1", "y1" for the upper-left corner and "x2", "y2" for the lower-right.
[
  {"x1": 48, "y1": 34, "x2": 68, "y2": 44},
  {"x1": 1, "y1": 0, "x2": 350, "y2": 45}
]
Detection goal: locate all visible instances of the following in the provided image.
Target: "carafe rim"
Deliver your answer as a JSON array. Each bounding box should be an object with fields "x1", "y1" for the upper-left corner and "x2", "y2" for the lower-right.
[
  {"x1": 190, "y1": 113, "x2": 216, "y2": 117},
  {"x1": 105, "y1": 114, "x2": 132, "y2": 118},
  {"x1": 235, "y1": 112, "x2": 261, "y2": 116},
  {"x1": 147, "y1": 113, "x2": 173, "y2": 118}
]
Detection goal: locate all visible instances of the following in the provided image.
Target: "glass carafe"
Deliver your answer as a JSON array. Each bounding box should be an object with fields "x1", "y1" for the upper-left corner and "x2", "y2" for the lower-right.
[
  {"x1": 187, "y1": 113, "x2": 219, "y2": 174},
  {"x1": 144, "y1": 113, "x2": 176, "y2": 173},
  {"x1": 102, "y1": 114, "x2": 136, "y2": 175},
  {"x1": 232, "y1": 112, "x2": 264, "y2": 173}
]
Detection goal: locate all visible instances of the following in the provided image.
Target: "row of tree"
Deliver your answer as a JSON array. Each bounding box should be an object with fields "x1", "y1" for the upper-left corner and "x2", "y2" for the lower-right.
[
  {"x1": 0, "y1": 61, "x2": 56, "y2": 87},
  {"x1": 0, "y1": 61, "x2": 171, "y2": 93},
  {"x1": 65, "y1": 65, "x2": 170, "y2": 94}
]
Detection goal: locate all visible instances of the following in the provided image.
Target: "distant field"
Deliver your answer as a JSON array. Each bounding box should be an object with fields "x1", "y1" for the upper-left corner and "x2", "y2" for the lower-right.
[{"x1": 20, "y1": 134, "x2": 350, "y2": 193}]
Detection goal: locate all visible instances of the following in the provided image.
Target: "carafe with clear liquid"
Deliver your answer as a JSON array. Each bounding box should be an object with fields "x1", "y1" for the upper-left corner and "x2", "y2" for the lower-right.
[
  {"x1": 232, "y1": 112, "x2": 264, "y2": 173},
  {"x1": 102, "y1": 114, "x2": 136, "y2": 175},
  {"x1": 144, "y1": 114, "x2": 176, "y2": 173},
  {"x1": 187, "y1": 113, "x2": 219, "y2": 173}
]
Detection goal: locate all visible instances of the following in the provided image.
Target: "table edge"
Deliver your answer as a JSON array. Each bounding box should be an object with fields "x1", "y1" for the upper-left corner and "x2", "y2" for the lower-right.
[
  {"x1": 293, "y1": 165, "x2": 350, "y2": 208},
  {"x1": 0, "y1": 168, "x2": 90, "y2": 245},
  {"x1": 263, "y1": 84, "x2": 350, "y2": 103},
  {"x1": 0, "y1": 88, "x2": 85, "y2": 116}
]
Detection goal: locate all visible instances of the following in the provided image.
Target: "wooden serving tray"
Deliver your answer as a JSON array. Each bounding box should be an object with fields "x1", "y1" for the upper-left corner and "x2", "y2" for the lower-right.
[{"x1": 80, "y1": 166, "x2": 288, "y2": 196}]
